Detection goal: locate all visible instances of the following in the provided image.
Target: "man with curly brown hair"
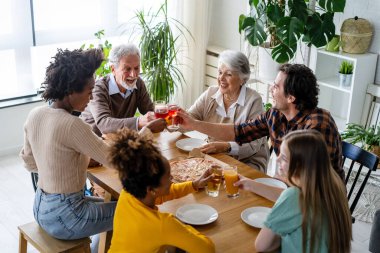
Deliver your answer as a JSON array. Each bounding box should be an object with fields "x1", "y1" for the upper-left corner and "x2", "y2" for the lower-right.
[{"x1": 178, "y1": 63, "x2": 344, "y2": 181}]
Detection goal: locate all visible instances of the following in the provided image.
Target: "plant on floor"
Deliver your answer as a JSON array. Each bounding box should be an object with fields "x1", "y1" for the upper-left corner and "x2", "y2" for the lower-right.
[
  {"x1": 339, "y1": 61, "x2": 354, "y2": 74},
  {"x1": 341, "y1": 123, "x2": 380, "y2": 151},
  {"x1": 80, "y1": 29, "x2": 112, "y2": 79},
  {"x1": 238, "y1": 0, "x2": 346, "y2": 63},
  {"x1": 130, "y1": 0, "x2": 192, "y2": 103}
]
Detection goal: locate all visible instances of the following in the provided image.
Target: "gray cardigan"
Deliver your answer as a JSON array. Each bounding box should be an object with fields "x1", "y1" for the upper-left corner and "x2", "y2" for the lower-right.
[{"x1": 188, "y1": 86, "x2": 269, "y2": 172}]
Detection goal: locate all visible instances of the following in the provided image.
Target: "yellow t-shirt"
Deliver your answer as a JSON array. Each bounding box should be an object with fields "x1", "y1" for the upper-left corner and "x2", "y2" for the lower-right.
[{"x1": 108, "y1": 181, "x2": 215, "y2": 253}]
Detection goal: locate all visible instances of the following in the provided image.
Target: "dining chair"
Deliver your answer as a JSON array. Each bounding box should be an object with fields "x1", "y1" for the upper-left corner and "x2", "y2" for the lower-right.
[
  {"x1": 31, "y1": 172, "x2": 38, "y2": 192},
  {"x1": 342, "y1": 141, "x2": 379, "y2": 222},
  {"x1": 267, "y1": 136, "x2": 273, "y2": 156}
]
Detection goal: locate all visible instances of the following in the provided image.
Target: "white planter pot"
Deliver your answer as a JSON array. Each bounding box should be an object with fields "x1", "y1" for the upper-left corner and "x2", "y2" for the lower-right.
[
  {"x1": 339, "y1": 73, "x2": 353, "y2": 88},
  {"x1": 258, "y1": 46, "x2": 281, "y2": 81}
]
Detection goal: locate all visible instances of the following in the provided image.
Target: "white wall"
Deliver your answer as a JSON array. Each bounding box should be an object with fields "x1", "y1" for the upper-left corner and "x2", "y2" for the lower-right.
[
  {"x1": 0, "y1": 101, "x2": 44, "y2": 157},
  {"x1": 208, "y1": 0, "x2": 380, "y2": 84},
  {"x1": 208, "y1": 0, "x2": 247, "y2": 51}
]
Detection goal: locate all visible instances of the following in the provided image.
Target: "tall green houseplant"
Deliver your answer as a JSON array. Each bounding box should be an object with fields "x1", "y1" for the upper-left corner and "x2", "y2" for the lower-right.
[
  {"x1": 239, "y1": 0, "x2": 346, "y2": 63},
  {"x1": 133, "y1": 0, "x2": 191, "y2": 103}
]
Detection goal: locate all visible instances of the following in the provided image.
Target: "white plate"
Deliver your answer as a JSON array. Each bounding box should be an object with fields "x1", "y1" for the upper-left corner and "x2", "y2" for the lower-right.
[
  {"x1": 184, "y1": 130, "x2": 208, "y2": 141},
  {"x1": 176, "y1": 138, "x2": 207, "y2": 152},
  {"x1": 241, "y1": 207, "x2": 272, "y2": 228},
  {"x1": 254, "y1": 178, "x2": 288, "y2": 189},
  {"x1": 176, "y1": 204, "x2": 218, "y2": 225}
]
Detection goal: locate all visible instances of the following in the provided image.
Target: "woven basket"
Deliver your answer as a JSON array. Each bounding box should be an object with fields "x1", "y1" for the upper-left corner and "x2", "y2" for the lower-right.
[{"x1": 340, "y1": 16, "x2": 373, "y2": 54}]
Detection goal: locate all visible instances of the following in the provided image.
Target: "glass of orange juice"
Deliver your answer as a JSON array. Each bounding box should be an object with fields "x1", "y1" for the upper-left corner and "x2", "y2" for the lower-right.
[{"x1": 223, "y1": 166, "x2": 239, "y2": 198}]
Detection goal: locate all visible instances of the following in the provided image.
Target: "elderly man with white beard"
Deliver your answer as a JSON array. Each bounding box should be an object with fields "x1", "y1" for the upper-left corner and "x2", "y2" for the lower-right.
[{"x1": 81, "y1": 43, "x2": 166, "y2": 136}]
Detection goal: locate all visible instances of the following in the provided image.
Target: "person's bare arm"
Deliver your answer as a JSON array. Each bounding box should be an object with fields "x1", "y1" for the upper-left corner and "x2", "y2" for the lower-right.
[
  {"x1": 255, "y1": 227, "x2": 281, "y2": 252},
  {"x1": 177, "y1": 109, "x2": 235, "y2": 141},
  {"x1": 234, "y1": 175, "x2": 284, "y2": 202}
]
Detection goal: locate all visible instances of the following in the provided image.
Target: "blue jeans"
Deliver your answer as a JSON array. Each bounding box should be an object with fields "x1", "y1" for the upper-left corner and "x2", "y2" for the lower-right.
[{"x1": 33, "y1": 187, "x2": 116, "y2": 240}]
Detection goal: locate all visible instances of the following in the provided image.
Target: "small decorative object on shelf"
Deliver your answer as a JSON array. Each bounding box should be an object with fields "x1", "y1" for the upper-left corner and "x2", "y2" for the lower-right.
[
  {"x1": 340, "y1": 16, "x2": 373, "y2": 54},
  {"x1": 325, "y1": 35, "x2": 340, "y2": 52},
  {"x1": 339, "y1": 61, "x2": 354, "y2": 87}
]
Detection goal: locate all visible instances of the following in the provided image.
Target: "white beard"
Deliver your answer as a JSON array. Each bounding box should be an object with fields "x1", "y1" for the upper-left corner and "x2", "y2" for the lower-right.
[{"x1": 121, "y1": 79, "x2": 137, "y2": 90}]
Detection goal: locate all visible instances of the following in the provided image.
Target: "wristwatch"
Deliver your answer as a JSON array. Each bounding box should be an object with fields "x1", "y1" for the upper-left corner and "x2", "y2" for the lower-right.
[{"x1": 226, "y1": 144, "x2": 231, "y2": 153}]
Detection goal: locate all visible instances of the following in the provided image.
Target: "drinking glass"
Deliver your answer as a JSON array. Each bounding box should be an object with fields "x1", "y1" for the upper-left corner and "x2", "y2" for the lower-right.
[
  {"x1": 154, "y1": 101, "x2": 168, "y2": 119},
  {"x1": 206, "y1": 166, "x2": 223, "y2": 197},
  {"x1": 224, "y1": 166, "x2": 239, "y2": 198},
  {"x1": 167, "y1": 104, "x2": 179, "y2": 131}
]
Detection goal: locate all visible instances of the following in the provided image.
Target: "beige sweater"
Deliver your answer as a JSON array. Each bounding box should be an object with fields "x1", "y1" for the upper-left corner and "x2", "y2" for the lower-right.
[
  {"x1": 188, "y1": 86, "x2": 269, "y2": 172},
  {"x1": 20, "y1": 106, "x2": 112, "y2": 194}
]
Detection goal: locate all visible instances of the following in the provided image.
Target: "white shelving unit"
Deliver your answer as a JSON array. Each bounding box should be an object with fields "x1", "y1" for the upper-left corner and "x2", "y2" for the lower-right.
[{"x1": 313, "y1": 49, "x2": 378, "y2": 132}]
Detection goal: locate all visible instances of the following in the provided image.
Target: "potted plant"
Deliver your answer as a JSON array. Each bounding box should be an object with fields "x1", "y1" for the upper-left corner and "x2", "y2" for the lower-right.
[
  {"x1": 339, "y1": 60, "x2": 354, "y2": 87},
  {"x1": 341, "y1": 123, "x2": 380, "y2": 155},
  {"x1": 80, "y1": 30, "x2": 112, "y2": 79},
  {"x1": 238, "y1": 0, "x2": 346, "y2": 64},
  {"x1": 127, "y1": 0, "x2": 191, "y2": 103}
]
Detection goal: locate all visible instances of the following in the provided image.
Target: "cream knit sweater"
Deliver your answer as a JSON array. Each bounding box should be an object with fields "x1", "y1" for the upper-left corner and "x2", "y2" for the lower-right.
[{"x1": 20, "y1": 106, "x2": 112, "y2": 194}]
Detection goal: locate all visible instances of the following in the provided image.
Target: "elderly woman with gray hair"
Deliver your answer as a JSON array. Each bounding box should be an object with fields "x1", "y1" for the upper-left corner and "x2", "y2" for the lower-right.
[{"x1": 188, "y1": 50, "x2": 269, "y2": 172}]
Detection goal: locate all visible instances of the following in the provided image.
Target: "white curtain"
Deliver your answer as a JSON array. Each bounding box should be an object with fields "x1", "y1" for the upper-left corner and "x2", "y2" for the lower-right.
[{"x1": 171, "y1": 0, "x2": 212, "y2": 109}]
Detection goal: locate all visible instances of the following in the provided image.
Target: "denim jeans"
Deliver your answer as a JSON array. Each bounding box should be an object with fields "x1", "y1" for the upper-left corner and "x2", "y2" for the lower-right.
[{"x1": 33, "y1": 187, "x2": 116, "y2": 240}]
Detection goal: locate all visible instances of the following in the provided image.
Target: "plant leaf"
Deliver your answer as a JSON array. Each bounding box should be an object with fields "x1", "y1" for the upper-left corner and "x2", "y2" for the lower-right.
[
  {"x1": 318, "y1": 0, "x2": 346, "y2": 12},
  {"x1": 266, "y1": 3, "x2": 285, "y2": 24},
  {"x1": 304, "y1": 12, "x2": 335, "y2": 48},
  {"x1": 271, "y1": 42, "x2": 297, "y2": 63},
  {"x1": 288, "y1": 0, "x2": 308, "y2": 23},
  {"x1": 275, "y1": 16, "x2": 304, "y2": 47},
  {"x1": 244, "y1": 18, "x2": 267, "y2": 46}
]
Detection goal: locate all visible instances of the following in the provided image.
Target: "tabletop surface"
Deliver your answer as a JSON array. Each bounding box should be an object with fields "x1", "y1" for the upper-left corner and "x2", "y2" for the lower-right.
[{"x1": 88, "y1": 131, "x2": 274, "y2": 253}]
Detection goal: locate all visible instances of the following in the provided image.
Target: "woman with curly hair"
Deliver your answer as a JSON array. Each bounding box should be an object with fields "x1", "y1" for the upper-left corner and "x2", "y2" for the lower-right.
[
  {"x1": 20, "y1": 48, "x2": 116, "y2": 248},
  {"x1": 108, "y1": 128, "x2": 215, "y2": 253}
]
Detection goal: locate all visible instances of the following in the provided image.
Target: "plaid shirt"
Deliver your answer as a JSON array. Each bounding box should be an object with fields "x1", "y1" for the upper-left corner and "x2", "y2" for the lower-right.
[{"x1": 235, "y1": 108, "x2": 344, "y2": 180}]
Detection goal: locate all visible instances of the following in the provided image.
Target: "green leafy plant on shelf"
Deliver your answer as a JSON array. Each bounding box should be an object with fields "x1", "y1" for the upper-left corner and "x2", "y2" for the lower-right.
[
  {"x1": 80, "y1": 30, "x2": 112, "y2": 79},
  {"x1": 129, "y1": 0, "x2": 192, "y2": 103},
  {"x1": 264, "y1": 102, "x2": 272, "y2": 111},
  {"x1": 339, "y1": 61, "x2": 354, "y2": 74},
  {"x1": 341, "y1": 123, "x2": 380, "y2": 151},
  {"x1": 238, "y1": 0, "x2": 346, "y2": 63}
]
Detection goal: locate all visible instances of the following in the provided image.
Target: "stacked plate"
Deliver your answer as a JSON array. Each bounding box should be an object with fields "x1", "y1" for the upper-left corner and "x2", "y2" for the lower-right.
[{"x1": 175, "y1": 138, "x2": 207, "y2": 152}]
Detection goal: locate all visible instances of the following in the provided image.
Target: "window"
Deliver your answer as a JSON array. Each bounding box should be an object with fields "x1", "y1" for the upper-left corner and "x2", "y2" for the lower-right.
[{"x1": 0, "y1": 0, "x2": 163, "y2": 101}]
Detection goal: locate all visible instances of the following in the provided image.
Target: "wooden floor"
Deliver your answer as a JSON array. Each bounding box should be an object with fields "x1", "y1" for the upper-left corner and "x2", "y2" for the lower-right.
[{"x1": 0, "y1": 154, "x2": 373, "y2": 253}]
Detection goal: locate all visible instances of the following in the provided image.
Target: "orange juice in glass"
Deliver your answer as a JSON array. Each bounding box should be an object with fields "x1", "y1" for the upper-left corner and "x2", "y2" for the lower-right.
[{"x1": 224, "y1": 166, "x2": 239, "y2": 198}]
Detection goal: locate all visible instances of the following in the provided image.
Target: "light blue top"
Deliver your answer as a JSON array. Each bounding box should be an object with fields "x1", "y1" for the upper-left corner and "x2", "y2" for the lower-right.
[{"x1": 264, "y1": 187, "x2": 328, "y2": 253}]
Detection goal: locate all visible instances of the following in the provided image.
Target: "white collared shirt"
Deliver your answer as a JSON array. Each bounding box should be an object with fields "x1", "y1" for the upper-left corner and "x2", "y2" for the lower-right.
[
  {"x1": 108, "y1": 74, "x2": 137, "y2": 99},
  {"x1": 211, "y1": 85, "x2": 247, "y2": 155}
]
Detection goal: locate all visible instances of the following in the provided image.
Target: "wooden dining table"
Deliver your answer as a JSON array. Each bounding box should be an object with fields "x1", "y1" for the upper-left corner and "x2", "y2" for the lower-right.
[{"x1": 87, "y1": 131, "x2": 274, "y2": 253}]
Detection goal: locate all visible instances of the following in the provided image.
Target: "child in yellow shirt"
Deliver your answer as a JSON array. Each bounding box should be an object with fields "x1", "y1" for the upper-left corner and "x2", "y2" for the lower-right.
[{"x1": 108, "y1": 128, "x2": 215, "y2": 253}]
